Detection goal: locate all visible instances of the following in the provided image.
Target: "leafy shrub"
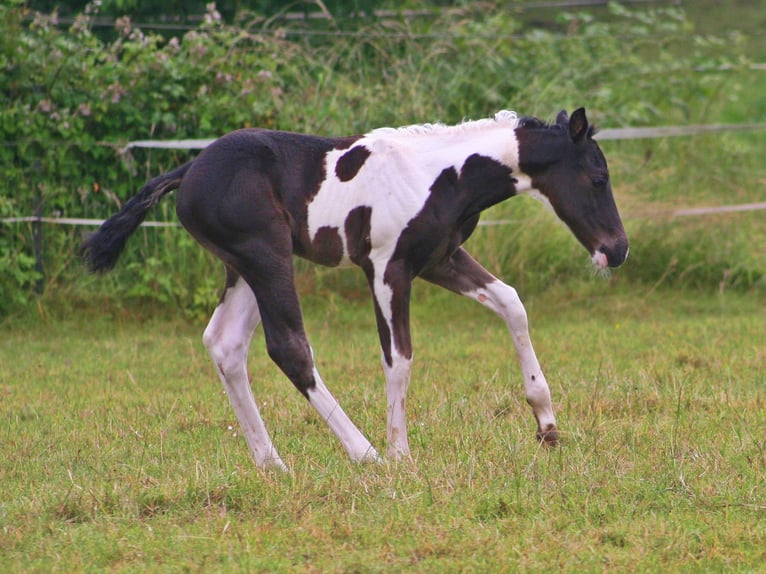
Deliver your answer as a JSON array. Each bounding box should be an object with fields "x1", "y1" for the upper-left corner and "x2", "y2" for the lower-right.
[
  {"x1": 0, "y1": 1, "x2": 759, "y2": 316},
  {"x1": 0, "y1": 196, "x2": 42, "y2": 314}
]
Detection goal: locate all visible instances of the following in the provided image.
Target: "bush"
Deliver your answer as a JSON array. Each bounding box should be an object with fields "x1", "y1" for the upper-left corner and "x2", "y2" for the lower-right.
[{"x1": 0, "y1": 1, "x2": 759, "y2": 316}]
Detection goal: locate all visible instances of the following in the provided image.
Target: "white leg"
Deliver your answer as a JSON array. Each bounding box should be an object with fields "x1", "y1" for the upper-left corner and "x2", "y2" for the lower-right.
[
  {"x1": 202, "y1": 277, "x2": 288, "y2": 470},
  {"x1": 383, "y1": 350, "x2": 413, "y2": 458},
  {"x1": 367, "y1": 261, "x2": 415, "y2": 460},
  {"x1": 421, "y1": 248, "x2": 559, "y2": 444},
  {"x1": 470, "y1": 279, "x2": 558, "y2": 442},
  {"x1": 307, "y1": 365, "x2": 381, "y2": 463}
]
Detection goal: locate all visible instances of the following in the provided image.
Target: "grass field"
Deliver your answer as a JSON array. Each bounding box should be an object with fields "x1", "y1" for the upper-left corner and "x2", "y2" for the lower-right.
[
  {"x1": 2, "y1": 283, "x2": 764, "y2": 572},
  {"x1": 2, "y1": 1, "x2": 764, "y2": 570}
]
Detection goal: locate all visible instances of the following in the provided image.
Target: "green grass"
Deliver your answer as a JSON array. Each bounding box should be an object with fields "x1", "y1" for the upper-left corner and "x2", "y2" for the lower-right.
[
  {"x1": 2, "y1": 285, "x2": 764, "y2": 572},
  {"x1": 2, "y1": 3, "x2": 765, "y2": 570}
]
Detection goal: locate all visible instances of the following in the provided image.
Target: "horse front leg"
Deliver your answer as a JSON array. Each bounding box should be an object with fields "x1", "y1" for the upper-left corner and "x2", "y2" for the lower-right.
[
  {"x1": 421, "y1": 248, "x2": 559, "y2": 445},
  {"x1": 480, "y1": 280, "x2": 558, "y2": 444},
  {"x1": 367, "y1": 260, "x2": 414, "y2": 459},
  {"x1": 383, "y1": 349, "x2": 413, "y2": 459}
]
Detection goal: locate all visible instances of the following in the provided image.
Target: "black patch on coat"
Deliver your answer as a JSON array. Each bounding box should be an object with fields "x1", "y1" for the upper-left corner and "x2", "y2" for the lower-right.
[
  {"x1": 459, "y1": 154, "x2": 518, "y2": 209},
  {"x1": 385, "y1": 155, "x2": 517, "y2": 279},
  {"x1": 310, "y1": 226, "x2": 344, "y2": 267},
  {"x1": 375, "y1": 155, "x2": 518, "y2": 363},
  {"x1": 217, "y1": 265, "x2": 240, "y2": 305},
  {"x1": 335, "y1": 146, "x2": 372, "y2": 182},
  {"x1": 344, "y1": 205, "x2": 396, "y2": 364},
  {"x1": 345, "y1": 206, "x2": 373, "y2": 266}
]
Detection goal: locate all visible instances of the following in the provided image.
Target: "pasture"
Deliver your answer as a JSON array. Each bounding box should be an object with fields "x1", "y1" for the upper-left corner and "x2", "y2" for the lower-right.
[
  {"x1": 2, "y1": 1, "x2": 765, "y2": 571},
  {"x1": 2, "y1": 285, "x2": 764, "y2": 571}
]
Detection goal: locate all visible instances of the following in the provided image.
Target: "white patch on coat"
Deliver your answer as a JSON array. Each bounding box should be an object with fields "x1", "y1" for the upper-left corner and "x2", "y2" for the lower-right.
[
  {"x1": 382, "y1": 350, "x2": 413, "y2": 458},
  {"x1": 203, "y1": 278, "x2": 287, "y2": 471},
  {"x1": 306, "y1": 112, "x2": 528, "y2": 268},
  {"x1": 463, "y1": 279, "x2": 557, "y2": 435}
]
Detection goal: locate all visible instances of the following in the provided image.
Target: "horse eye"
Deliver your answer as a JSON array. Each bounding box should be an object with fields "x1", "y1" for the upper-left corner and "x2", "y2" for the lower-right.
[{"x1": 592, "y1": 176, "x2": 608, "y2": 188}]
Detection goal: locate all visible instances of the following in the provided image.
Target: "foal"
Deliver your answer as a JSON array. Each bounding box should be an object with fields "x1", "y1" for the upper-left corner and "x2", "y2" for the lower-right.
[{"x1": 82, "y1": 108, "x2": 628, "y2": 470}]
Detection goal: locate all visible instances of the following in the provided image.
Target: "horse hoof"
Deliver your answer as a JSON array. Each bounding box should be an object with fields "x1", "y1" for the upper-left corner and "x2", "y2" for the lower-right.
[
  {"x1": 537, "y1": 425, "x2": 559, "y2": 446},
  {"x1": 261, "y1": 457, "x2": 289, "y2": 472},
  {"x1": 357, "y1": 447, "x2": 384, "y2": 465}
]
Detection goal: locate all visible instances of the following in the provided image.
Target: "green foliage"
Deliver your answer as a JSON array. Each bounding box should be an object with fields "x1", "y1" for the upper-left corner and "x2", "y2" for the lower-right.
[
  {"x1": 0, "y1": 1, "x2": 762, "y2": 316},
  {"x1": 28, "y1": 0, "x2": 388, "y2": 21},
  {"x1": 0, "y1": 196, "x2": 41, "y2": 313}
]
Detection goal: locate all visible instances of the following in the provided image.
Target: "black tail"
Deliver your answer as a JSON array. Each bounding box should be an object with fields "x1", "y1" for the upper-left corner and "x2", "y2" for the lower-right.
[{"x1": 80, "y1": 161, "x2": 194, "y2": 272}]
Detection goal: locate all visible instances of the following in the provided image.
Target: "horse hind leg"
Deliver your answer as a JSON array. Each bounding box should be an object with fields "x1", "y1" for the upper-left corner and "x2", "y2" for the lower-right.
[
  {"x1": 255, "y1": 287, "x2": 381, "y2": 463},
  {"x1": 227, "y1": 245, "x2": 380, "y2": 464},
  {"x1": 202, "y1": 268, "x2": 288, "y2": 471}
]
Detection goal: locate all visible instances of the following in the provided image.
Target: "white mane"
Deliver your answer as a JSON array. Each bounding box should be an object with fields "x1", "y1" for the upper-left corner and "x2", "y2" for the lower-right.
[{"x1": 366, "y1": 110, "x2": 520, "y2": 139}]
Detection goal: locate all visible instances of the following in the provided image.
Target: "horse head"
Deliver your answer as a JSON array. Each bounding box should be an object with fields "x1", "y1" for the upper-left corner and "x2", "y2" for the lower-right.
[{"x1": 516, "y1": 108, "x2": 629, "y2": 269}]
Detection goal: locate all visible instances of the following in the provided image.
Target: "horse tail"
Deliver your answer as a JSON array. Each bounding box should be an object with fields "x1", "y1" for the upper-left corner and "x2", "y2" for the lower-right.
[{"x1": 80, "y1": 160, "x2": 194, "y2": 272}]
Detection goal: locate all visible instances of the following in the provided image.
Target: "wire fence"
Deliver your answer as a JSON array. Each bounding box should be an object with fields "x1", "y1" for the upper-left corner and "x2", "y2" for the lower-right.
[
  {"x1": 3, "y1": 120, "x2": 764, "y2": 229},
  {"x1": 28, "y1": 1, "x2": 703, "y2": 33},
  {"x1": 25, "y1": 0, "x2": 766, "y2": 45},
  {"x1": 2, "y1": 118, "x2": 763, "y2": 297}
]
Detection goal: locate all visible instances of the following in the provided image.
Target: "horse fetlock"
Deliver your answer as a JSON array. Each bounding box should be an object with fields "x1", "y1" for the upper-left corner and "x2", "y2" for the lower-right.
[
  {"x1": 353, "y1": 445, "x2": 383, "y2": 464},
  {"x1": 536, "y1": 423, "x2": 560, "y2": 446},
  {"x1": 386, "y1": 434, "x2": 411, "y2": 460},
  {"x1": 258, "y1": 455, "x2": 289, "y2": 473}
]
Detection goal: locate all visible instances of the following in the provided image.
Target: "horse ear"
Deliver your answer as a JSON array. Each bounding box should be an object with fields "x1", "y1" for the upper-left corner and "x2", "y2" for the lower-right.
[
  {"x1": 556, "y1": 110, "x2": 569, "y2": 125},
  {"x1": 569, "y1": 107, "x2": 589, "y2": 143}
]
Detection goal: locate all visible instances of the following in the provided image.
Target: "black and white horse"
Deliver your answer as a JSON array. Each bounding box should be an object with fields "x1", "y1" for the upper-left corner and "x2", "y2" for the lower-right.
[{"x1": 82, "y1": 108, "x2": 628, "y2": 470}]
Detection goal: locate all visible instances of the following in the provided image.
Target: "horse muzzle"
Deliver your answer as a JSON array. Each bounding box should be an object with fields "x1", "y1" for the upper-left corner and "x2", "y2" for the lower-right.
[{"x1": 592, "y1": 237, "x2": 629, "y2": 269}]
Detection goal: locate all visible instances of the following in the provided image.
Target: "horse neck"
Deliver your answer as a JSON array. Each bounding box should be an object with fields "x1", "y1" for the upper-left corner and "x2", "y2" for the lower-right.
[{"x1": 416, "y1": 128, "x2": 526, "y2": 212}]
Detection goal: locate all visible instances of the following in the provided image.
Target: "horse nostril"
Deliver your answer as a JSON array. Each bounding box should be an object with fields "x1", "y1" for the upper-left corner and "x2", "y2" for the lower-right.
[{"x1": 602, "y1": 239, "x2": 629, "y2": 268}]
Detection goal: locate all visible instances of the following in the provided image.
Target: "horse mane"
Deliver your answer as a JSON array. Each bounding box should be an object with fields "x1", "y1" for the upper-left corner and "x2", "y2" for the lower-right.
[
  {"x1": 367, "y1": 110, "x2": 521, "y2": 139},
  {"x1": 517, "y1": 115, "x2": 600, "y2": 139},
  {"x1": 364, "y1": 110, "x2": 599, "y2": 142}
]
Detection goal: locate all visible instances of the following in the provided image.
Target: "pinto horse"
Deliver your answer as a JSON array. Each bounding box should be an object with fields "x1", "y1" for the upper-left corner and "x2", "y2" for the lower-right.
[{"x1": 82, "y1": 108, "x2": 628, "y2": 470}]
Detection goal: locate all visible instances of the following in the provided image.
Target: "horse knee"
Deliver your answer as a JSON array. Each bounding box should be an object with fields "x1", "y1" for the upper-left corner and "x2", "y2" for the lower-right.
[
  {"x1": 203, "y1": 322, "x2": 248, "y2": 375},
  {"x1": 507, "y1": 302, "x2": 529, "y2": 334},
  {"x1": 493, "y1": 284, "x2": 529, "y2": 332}
]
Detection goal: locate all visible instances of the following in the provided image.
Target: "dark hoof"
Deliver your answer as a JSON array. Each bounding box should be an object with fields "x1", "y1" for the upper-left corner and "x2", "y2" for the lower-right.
[{"x1": 536, "y1": 425, "x2": 559, "y2": 446}]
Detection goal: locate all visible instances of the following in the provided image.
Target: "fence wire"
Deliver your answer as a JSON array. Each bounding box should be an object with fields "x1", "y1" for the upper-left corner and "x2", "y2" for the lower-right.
[{"x1": 2, "y1": 121, "x2": 765, "y2": 228}]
